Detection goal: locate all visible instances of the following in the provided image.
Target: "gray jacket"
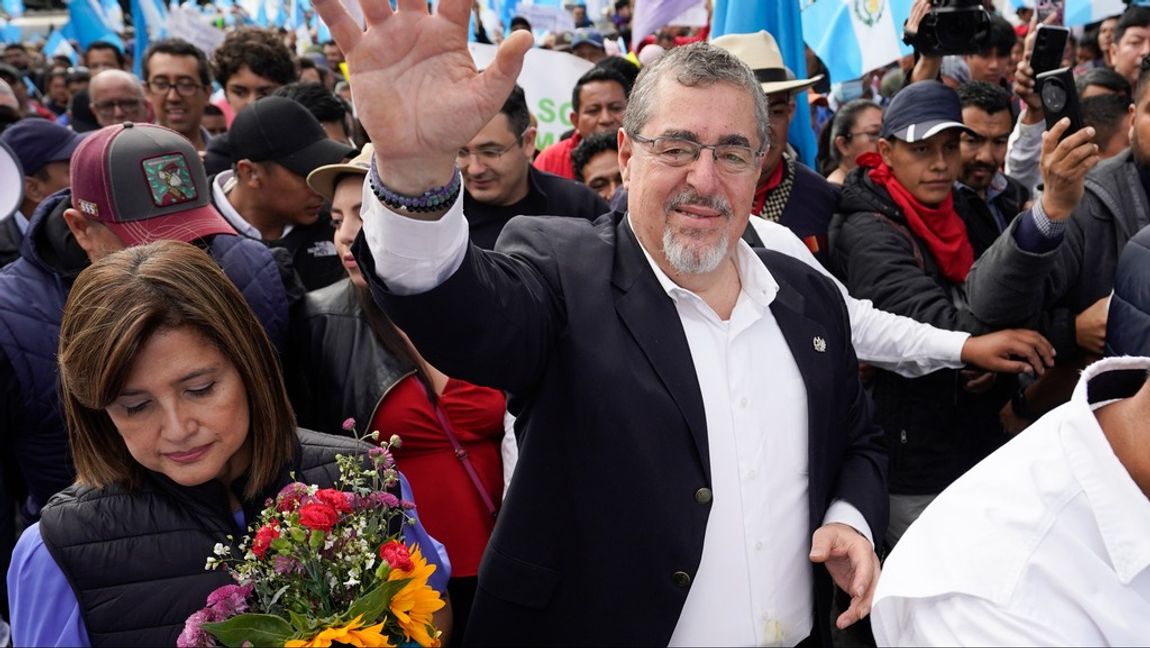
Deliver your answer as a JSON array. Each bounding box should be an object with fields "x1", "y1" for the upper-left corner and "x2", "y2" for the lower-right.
[{"x1": 965, "y1": 149, "x2": 1149, "y2": 329}]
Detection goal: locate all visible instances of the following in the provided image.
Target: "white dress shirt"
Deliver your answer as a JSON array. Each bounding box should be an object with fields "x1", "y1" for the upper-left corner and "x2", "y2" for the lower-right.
[
  {"x1": 361, "y1": 188, "x2": 872, "y2": 646},
  {"x1": 747, "y1": 217, "x2": 967, "y2": 379},
  {"x1": 872, "y1": 355, "x2": 1150, "y2": 646}
]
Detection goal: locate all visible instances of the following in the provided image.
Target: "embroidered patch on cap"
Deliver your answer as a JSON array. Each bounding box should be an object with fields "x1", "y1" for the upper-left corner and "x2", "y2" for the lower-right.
[
  {"x1": 78, "y1": 199, "x2": 98, "y2": 216},
  {"x1": 142, "y1": 153, "x2": 198, "y2": 208}
]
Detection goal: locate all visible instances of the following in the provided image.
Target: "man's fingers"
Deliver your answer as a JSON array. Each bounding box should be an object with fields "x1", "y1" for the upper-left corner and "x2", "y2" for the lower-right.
[
  {"x1": 358, "y1": 0, "x2": 394, "y2": 26},
  {"x1": 835, "y1": 595, "x2": 869, "y2": 630},
  {"x1": 314, "y1": 0, "x2": 365, "y2": 51},
  {"x1": 396, "y1": 0, "x2": 428, "y2": 13},
  {"x1": 436, "y1": 0, "x2": 472, "y2": 27}
]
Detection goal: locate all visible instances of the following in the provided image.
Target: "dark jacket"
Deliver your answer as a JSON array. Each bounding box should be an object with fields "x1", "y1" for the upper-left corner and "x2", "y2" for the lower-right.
[
  {"x1": 0, "y1": 191, "x2": 291, "y2": 518},
  {"x1": 1106, "y1": 223, "x2": 1150, "y2": 357},
  {"x1": 965, "y1": 150, "x2": 1150, "y2": 329},
  {"x1": 291, "y1": 279, "x2": 413, "y2": 434},
  {"x1": 354, "y1": 210, "x2": 887, "y2": 646},
  {"x1": 464, "y1": 166, "x2": 609, "y2": 249},
  {"x1": 38, "y1": 430, "x2": 382, "y2": 646},
  {"x1": 830, "y1": 168, "x2": 1012, "y2": 495},
  {"x1": 774, "y1": 159, "x2": 839, "y2": 268},
  {"x1": 0, "y1": 214, "x2": 20, "y2": 267}
]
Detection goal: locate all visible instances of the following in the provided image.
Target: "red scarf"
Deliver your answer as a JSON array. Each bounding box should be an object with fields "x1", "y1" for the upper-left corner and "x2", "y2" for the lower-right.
[
  {"x1": 857, "y1": 152, "x2": 973, "y2": 284},
  {"x1": 751, "y1": 158, "x2": 785, "y2": 215}
]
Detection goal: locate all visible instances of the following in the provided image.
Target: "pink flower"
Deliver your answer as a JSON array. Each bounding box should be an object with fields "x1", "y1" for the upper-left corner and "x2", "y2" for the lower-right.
[
  {"x1": 313, "y1": 488, "x2": 353, "y2": 514},
  {"x1": 177, "y1": 609, "x2": 220, "y2": 647},
  {"x1": 298, "y1": 502, "x2": 339, "y2": 532},
  {"x1": 205, "y1": 583, "x2": 252, "y2": 617},
  {"x1": 273, "y1": 555, "x2": 304, "y2": 575},
  {"x1": 275, "y1": 482, "x2": 310, "y2": 513},
  {"x1": 378, "y1": 540, "x2": 414, "y2": 571},
  {"x1": 251, "y1": 524, "x2": 280, "y2": 559},
  {"x1": 341, "y1": 417, "x2": 356, "y2": 431}
]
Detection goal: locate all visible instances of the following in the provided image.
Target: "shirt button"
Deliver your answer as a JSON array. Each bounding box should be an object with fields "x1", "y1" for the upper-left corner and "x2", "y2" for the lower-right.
[
  {"x1": 694, "y1": 487, "x2": 712, "y2": 504},
  {"x1": 672, "y1": 571, "x2": 692, "y2": 588},
  {"x1": 755, "y1": 541, "x2": 764, "y2": 551},
  {"x1": 740, "y1": 397, "x2": 748, "y2": 408}
]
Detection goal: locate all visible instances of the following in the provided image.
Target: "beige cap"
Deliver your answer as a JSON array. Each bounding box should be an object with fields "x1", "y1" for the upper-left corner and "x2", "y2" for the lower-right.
[
  {"x1": 711, "y1": 31, "x2": 823, "y2": 96},
  {"x1": 306, "y1": 143, "x2": 374, "y2": 201}
]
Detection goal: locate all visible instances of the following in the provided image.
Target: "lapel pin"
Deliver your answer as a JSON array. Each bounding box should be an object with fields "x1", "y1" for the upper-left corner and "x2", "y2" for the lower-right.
[{"x1": 813, "y1": 336, "x2": 827, "y2": 353}]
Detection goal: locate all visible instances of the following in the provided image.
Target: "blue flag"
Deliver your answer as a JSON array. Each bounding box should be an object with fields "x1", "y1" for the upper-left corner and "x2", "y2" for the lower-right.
[
  {"x1": 0, "y1": 17, "x2": 21, "y2": 45},
  {"x1": 312, "y1": 8, "x2": 330, "y2": 43},
  {"x1": 801, "y1": 0, "x2": 912, "y2": 85},
  {"x1": 3, "y1": 0, "x2": 24, "y2": 19},
  {"x1": 68, "y1": 0, "x2": 125, "y2": 50},
  {"x1": 132, "y1": 0, "x2": 168, "y2": 77},
  {"x1": 44, "y1": 27, "x2": 79, "y2": 63},
  {"x1": 711, "y1": 0, "x2": 817, "y2": 168}
]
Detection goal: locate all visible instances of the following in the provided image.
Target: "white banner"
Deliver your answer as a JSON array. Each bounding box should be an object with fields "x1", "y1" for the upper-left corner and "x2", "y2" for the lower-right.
[
  {"x1": 166, "y1": 5, "x2": 226, "y2": 56},
  {"x1": 513, "y1": 3, "x2": 575, "y2": 35},
  {"x1": 469, "y1": 43, "x2": 593, "y2": 150}
]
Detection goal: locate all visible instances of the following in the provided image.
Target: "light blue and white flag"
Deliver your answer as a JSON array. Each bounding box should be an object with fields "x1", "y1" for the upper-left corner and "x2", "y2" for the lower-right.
[
  {"x1": 2, "y1": 0, "x2": 24, "y2": 19},
  {"x1": 1065, "y1": 0, "x2": 1124, "y2": 26},
  {"x1": 713, "y1": 0, "x2": 819, "y2": 167},
  {"x1": 132, "y1": 0, "x2": 168, "y2": 77},
  {"x1": 44, "y1": 27, "x2": 79, "y2": 63},
  {"x1": 101, "y1": 0, "x2": 123, "y2": 31},
  {"x1": 802, "y1": 0, "x2": 912, "y2": 84},
  {"x1": 631, "y1": 0, "x2": 700, "y2": 48},
  {"x1": 0, "y1": 17, "x2": 21, "y2": 45}
]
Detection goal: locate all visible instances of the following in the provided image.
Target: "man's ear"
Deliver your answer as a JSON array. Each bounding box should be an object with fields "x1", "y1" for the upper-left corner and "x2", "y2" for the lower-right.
[
  {"x1": 235, "y1": 159, "x2": 261, "y2": 187},
  {"x1": 62, "y1": 207, "x2": 97, "y2": 256},
  {"x1": 878, "y1": 138, "x2": 895, "y2": 168},
  {"x1": 618, "y1": 129, "x2": 633, "y2": 188},
  {"x1": 24, "y1": 176, "x2": 46, "y2": 203},
  {"x1": 520, "y1": 127, "x2": 538, "y2": 157}
]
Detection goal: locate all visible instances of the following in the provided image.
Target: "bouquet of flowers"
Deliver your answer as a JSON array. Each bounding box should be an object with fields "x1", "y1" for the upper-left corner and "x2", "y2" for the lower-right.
[{"x1": 178, "y1": 424, "x2": 445, "y2": 647}]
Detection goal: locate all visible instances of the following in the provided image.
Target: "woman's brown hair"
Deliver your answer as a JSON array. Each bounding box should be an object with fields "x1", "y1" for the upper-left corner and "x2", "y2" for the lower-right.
[{"x1": 58, "y1": 240, "x2": 296, "y2": 499}]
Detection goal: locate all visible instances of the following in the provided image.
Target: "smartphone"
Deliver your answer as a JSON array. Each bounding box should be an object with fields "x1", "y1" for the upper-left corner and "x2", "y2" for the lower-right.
[
  {"x1": 1030, "y1": 24, "x2": 1070, "y2": 76},
  {"x1": 1037, "y1": 67, "x2": 1083, "y2": 141},
  {"x1": 1036, "y1": 0, "x2": 1064, "y2": 25}
]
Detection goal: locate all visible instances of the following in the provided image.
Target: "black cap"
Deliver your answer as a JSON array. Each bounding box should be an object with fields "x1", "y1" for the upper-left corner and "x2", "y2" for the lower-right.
[
  {"x1": 881, "y1": 81, "x2": 972, "y2": 143},
  {"x1": 228, "y1": 96, "x2": 355, "y2": 177}
]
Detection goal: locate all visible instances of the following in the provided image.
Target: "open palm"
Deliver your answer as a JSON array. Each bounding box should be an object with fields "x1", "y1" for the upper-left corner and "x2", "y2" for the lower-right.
[{"x1": 314, "y1": 0, "x2": 533, "y2": 188}]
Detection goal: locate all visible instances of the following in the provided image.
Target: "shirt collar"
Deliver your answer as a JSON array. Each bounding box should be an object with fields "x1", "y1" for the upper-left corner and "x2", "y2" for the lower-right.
[
  {"x1": 624, "y1": 213, "x2": 778, "y2": 311},
  {"x1": 13, "y1": 210, "x2": 29, "y2": 235},
  {"x1": 1067, "y1": 356, "x2": 1150, "y2": 584},
  {"x1": 211, "y1": 170, "x2": 293, "y2": 240}
]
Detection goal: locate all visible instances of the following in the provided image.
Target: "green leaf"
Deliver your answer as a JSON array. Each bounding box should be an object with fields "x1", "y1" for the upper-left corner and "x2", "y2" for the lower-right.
[
  {"x1": 345, "y1": 577, "x2": 411, "y2": 623},
  {"x1": 269, "y1": 538, "x2": 292, "y2": 554},
  {"x1": 308, "y1": 529, "x2": 325, "y2": 551},
  {"x1": 288, "y1": 609, "x2": 316, "y2": 634},
  {"x1": 202, "y1": 613, "x2": 294, "y2": 647}
]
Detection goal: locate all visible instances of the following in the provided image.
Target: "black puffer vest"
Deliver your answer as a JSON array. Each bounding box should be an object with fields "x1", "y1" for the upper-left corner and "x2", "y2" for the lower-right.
[{"x1": 38, "y1": 429, "x2": 389, "y2": 646}]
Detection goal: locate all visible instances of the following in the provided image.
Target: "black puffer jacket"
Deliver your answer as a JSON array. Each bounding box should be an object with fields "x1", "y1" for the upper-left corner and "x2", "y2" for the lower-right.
[{"x1": 830, "y1": 168, "x2": 1013, "y2": 495}]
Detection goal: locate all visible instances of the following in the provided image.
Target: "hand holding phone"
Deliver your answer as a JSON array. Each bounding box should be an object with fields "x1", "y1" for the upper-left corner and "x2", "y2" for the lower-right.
[
  {"x1": 1037, "y1": 67, "x2": 1082, "y2": 141},
  {"x1": 1030, "y1": 25, "x2": 1070, "y2": 77}
]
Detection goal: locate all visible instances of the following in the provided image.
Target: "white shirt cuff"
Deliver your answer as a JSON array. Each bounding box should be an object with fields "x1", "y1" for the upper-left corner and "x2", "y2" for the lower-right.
[
  {"x1": 360, "y1": 180, "x2": 470, "y2": 295},
  {"x1": 823, "y1": 498, "x2": 875, "y2": 548}
]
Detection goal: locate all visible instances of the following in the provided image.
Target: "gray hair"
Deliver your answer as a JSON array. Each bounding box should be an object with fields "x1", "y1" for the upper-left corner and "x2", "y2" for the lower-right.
[{"x1": 623, "y1": 42, "x2": 770, "y2": 152}]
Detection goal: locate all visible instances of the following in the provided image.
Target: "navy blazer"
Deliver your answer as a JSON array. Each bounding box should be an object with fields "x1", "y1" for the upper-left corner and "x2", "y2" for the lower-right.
[{"x1": 353, "y1": 210, "x2": 887, "y2": 646}]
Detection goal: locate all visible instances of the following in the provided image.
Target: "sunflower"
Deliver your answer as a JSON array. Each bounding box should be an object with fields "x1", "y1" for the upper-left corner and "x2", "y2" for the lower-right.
[
  {"x1": 387, "y1": 545, "x2": 446, "y2": 647},
  {"x1": 284, "y1": 615, "x2": 393, "y2": 647}
]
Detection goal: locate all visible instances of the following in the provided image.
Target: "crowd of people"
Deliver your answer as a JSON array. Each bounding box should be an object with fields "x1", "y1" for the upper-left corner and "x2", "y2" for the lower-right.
[{"x1": 0, "y1": 0, "x2": 1148, "y2": 644}]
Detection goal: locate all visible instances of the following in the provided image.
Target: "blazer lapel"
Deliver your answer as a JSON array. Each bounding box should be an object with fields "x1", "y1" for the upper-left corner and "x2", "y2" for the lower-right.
[
  {"x1": 611, "y1": 216, "x2": 711, "y2": 481},
  {"x1": 764, "y1": 258, "x2": 833, "y2": 532}
]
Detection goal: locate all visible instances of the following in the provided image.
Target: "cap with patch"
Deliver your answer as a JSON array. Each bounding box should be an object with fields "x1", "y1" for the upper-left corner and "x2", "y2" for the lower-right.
[
  {"x1": 228, "y1": 96, "x2": 355, "y2": 177},
  {"x1": 881, "y1": 80, "x2": 972, "y2": 143},
  {"x1": 0, "y1": 118, "x2": 85, "y2": 176},
  {"x1": 70, "y1": 122, "x2": 236, "y2": 246}
]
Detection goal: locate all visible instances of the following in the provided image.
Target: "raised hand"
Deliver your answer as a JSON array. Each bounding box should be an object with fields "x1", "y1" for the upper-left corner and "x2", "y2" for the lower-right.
[{"x1": 312, "y1": 0, "x2": 533, "y2": 195}]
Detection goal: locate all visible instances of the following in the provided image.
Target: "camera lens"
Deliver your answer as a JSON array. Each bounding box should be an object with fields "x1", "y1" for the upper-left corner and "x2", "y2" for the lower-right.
[{"x1": 1042, "y1": 82, "x2": 1067, "y2": 113}]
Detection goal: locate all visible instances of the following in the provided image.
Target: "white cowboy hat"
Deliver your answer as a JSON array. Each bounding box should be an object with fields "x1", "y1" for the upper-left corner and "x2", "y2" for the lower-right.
[{"x1": 711, "y1": 30, "x2": 824, "y2": 95}]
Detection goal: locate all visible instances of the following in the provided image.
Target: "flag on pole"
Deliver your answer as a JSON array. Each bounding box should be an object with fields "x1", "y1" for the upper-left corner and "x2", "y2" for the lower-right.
[
  {"x1": 132, "y1": 0, "x2": 168, "y2": 77},
  {"x1": 1065, "y1": 0, "x2": 1125, "y2": 26},
  {"x1": 67, "y1": 0, "x2": 125, "y2": 50},
  {"x1": 44, "y1": 27, "x2": 79, "y2": 63},
  {"x1": 712, "y1": 0, "x2": 818, "y2": 167},
  {"x1": 631, "y1": 0, "x2": 701, "y2": 49},
  {"x1": 801, "y1": 0, "x2": 912, "y2": 84}
]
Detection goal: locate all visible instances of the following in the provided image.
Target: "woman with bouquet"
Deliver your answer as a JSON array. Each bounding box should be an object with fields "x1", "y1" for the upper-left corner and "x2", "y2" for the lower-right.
[
  {"x1": 6, "y1": 241, "x2": 451, "y2": 646},
  {"x1": 293, "y1": 145, "x2": 505, "y2": 645}
]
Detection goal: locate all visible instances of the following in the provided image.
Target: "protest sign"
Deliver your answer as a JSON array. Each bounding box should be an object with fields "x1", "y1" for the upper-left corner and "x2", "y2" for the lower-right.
[{"x1": 167, "y1": 4, "x2": 226, "y2": 55}]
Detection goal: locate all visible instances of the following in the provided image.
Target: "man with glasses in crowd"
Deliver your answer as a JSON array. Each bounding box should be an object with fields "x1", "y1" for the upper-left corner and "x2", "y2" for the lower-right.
[
  {"x1": 459, "y1": 84, "x2": 607, "y2": 249},
  {"x1": 142, "y1": 38, "x2": 213, "y2": 152},
  {"x1": 88, "y1": 70, "x2": 148, "y2": 128}
]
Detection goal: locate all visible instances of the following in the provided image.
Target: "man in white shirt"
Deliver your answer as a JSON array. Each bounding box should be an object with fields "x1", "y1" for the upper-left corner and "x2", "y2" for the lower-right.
[
  {"x1": 872, "y1": 355, "x2": 1150, "y2": 645},
  {"x1": 315, "y1": 0, "x2": 886, "y2": 644}
]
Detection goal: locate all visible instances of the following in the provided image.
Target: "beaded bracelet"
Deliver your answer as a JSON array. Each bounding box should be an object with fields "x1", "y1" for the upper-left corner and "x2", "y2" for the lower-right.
[{"x1": 369, "y1": 156, "x2": 462, "y2": 213}]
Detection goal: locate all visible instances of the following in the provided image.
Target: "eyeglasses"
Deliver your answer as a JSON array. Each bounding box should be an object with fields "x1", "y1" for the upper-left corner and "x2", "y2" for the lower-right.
[
  {"x1": 628, "y1": 132, "x2": 765, "y2": 175},
  {"x1": 456, "y1": 131, "x2": 528, "y2": 165},
  {"x1": 145, "y1": 78, "x2": 204, "y2": 97},
  {"x1": 92, "y1": 98, "x2": 146, "y2": 115}
]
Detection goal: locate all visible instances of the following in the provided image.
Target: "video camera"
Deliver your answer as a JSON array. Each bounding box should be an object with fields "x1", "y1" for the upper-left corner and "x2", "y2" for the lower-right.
[{"x1": 903, "y1": 0, "x2": 992, "y2": 57}]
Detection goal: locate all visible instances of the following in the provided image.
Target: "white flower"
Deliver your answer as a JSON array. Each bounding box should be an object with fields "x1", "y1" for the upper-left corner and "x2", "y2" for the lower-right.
[{"x1": 213, "y1": 543, "x2": 230, "y2": 557}]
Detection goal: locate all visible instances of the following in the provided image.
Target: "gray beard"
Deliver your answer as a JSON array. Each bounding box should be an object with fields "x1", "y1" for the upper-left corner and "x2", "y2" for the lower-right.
[{"x1": 662, "y1": 225, "x2": 730, "y2": 275}]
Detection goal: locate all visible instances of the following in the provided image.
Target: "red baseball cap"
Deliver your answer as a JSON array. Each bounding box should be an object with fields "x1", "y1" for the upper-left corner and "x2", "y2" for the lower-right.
[{"x1": 70, "y1": 122, "x2": 236, "y2": 246}]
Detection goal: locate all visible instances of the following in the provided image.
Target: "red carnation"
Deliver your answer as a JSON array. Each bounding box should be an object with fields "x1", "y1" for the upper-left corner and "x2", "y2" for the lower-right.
[
  {"x1": 313, "y1": 488, "x2": 352, "y2": 514},
  {"x1": 298, "y1": 503, "x2": 339, "y2": 532},
  {"x1": 252, "y1": 523, "x2": 280, "y2": 559},
  {"x1": 378, "y1": 540, "x2": 414, "y2": 572}
]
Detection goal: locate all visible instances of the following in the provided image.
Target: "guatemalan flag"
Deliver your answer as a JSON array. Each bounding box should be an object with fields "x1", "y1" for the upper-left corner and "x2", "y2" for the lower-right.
[
  {"x1": 1065, "y1": 0, "x2": 1125, "y2": 27},
  {"x1": 801, "y1": 0, "x2": 913, "y2": 83},
  {"x1": 132, "y1": 0, "x2": 167, "y2": 77},
  {"x1": 44, "y1": 27, "x2": 79, "y2": 63},
  {"x1": 67, "y1": 0, "x2": 126, "y2": 49},
  {"x1": 3, "y1": 0, "x2": 24, "y2": 19}
]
